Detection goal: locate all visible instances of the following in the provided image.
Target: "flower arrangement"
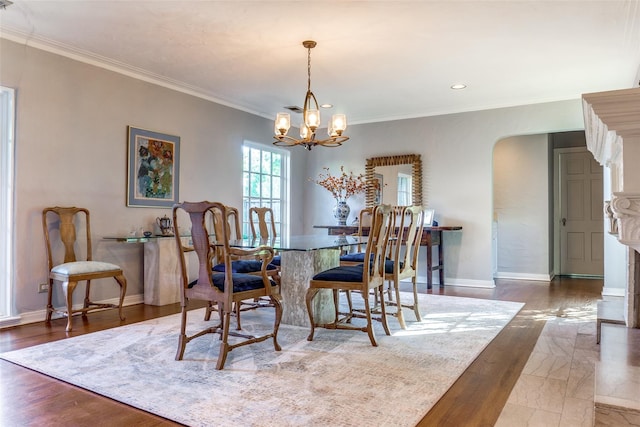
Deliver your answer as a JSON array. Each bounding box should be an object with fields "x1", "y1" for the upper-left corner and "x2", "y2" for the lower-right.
[{"x1": 313, "y1": 166, "x2": 367, "y2": 201}]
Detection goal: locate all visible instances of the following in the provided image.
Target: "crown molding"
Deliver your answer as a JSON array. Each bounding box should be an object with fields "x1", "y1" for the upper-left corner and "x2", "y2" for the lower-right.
[{"x1": 0, "y1": 29, "x2": 270, "y2": 120}]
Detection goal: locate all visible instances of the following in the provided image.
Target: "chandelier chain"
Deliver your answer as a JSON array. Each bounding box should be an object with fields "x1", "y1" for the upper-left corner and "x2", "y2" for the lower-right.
[{"x1": 307, "y1": 45, "x2": 312, "y2": 92}]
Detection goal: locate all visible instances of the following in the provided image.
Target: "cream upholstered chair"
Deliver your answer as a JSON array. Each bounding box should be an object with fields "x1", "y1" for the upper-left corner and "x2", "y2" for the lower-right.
[
  {"x1": 42, "y1": 206, "x2": 127, "y2": 332},
  {"x1": 173, "y1": 201, "x2": 282, "y2": 370},
  {"x1": 306, "y1": 204, "x2": 393, "y2": 346},
  {"x1": 384, "y1": 205, "x2": 424, "y2": 329}
]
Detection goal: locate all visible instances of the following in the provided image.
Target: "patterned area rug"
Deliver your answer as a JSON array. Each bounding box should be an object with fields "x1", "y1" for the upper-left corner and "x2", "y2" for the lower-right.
[{"x1": 1, "y1": 293, "x2": 523, "y2": 427}]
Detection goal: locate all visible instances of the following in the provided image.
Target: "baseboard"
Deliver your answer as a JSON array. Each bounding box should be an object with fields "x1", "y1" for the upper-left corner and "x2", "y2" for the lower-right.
[
  {"x1": 401, "y1": 276, "x2": 495, "y2": 288},
  {"x1": 0, "y1": 294, "x2": 145, "y2": 329},
  {"x1": 602, "y1": 287, "x2": 626, "y2": 297},
  {"x1": 445, "y1": 278, "x2": 496, "y2": 288},
  {"x1": 494, "y1": 272, "x2": 553, "y2": 282}
]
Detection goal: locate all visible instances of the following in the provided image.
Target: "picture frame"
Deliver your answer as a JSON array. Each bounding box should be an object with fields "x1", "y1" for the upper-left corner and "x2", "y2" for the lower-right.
[
  {"x1": 127, "y1": 126, "x2": 180, "y2": 208},
  {"x1": 373, "y1": 173, "x2": 383, "y2": 205},
  {"x1": 423, "y1": 209, "x2": 435, "y2": 226}
]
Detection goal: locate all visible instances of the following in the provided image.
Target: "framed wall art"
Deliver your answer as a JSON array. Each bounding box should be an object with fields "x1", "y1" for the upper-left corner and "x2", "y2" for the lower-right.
[{"x1": 127, "y1": 126, "x2": 180, "y2": 208}]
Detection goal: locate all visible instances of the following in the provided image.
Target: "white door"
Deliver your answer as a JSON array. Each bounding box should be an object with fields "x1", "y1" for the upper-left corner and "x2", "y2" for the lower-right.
[{"x1": 559, "y1": 149, "x2": 604, "y2": 276}]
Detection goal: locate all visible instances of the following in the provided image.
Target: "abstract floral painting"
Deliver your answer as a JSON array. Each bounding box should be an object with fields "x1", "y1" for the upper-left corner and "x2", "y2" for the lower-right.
[{"x1": 127, "y1": 126, "x2": 180, "y2": 207}]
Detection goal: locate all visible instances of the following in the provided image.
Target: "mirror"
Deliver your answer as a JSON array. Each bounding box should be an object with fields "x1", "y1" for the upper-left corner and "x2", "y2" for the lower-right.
[{"x1": 365, "y1": 154, "x2": 423, "y2": 207}]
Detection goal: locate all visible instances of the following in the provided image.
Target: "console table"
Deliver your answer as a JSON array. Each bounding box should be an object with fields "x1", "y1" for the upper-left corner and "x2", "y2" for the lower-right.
[
  {"x1": 103, "y1": 235, "x2": 188, "y2": 306},
  {"x1": 314, "y1": 225, "x2": 462, "y2": 289}
]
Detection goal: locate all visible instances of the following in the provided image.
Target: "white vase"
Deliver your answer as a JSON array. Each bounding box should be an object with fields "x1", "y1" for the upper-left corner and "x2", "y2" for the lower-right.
[{"x1": 333, "y1": 199, "x2": 350, "y2": 226}]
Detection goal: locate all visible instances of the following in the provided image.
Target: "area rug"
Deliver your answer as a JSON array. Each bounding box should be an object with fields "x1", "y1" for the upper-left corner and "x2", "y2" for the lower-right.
[{"x1": 1, "y1": 293, "x2": 523, "y2": 427}]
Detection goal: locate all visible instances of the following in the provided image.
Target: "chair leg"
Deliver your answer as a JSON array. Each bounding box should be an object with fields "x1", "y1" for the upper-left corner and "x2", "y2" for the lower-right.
[
  {"x1": 216, "y1": 310, "x2": 232, "y2": 370},
  {"x1": 393, "y1": 278, "x2": 407, "y2": 329},
  {"x1": 45, "y1": 280, "x2": 54, "y2": 323},
  {"x1": 235, "y1": 301, "x2": 242, "y2": 330},
  {"x1": 306, "y1": 288, "x2": 320, "y2": 341},
  {"x1": 175, "y1": 301, "x2": 189, "y2": 361},
  {"x1": 114, "y1": 274, "x2": 127, "y2": 321},
  {"x1": 361, "y1": 290, "x2": 378, "y2": 347},
  {"x1": 332, "y1": 289, "x2": 340, "y2": 322},
  {"x1": 62, "y1": 280, "x2": 78, "y2": 332},
  {"x1": 204, "y1": 301, "x2": 214, "y2": 321},
  {"x1": 83, "y1": 279, "x2": 92, "y2": 317},
  {"x1": 411, "y1": 276, "x2": 421, "y2": 322},
  {"x1": 378, "y1": 285, "x2": 391, "y2": 336},
  {"x1": 271, "y1": 294, "x2": 283, "y2": 351}
]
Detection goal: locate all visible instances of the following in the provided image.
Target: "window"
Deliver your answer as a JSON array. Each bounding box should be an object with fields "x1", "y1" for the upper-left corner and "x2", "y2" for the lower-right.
[
  {"x1": 242, "y1": 143, "x2": 289, "y2": 238},
  {"x1": 397, "y1": 173, "x2": 412, "y2": 206},
  {"x1": 1, "y1": 86, "x2": 16, "y2": 321}
]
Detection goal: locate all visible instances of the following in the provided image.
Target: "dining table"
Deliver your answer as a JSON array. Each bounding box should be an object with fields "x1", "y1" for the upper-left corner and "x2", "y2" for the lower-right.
[
  {"x1": 229, "y1": 234, "x2": 367, "y2": 327},
  {"x1": 104, "y1": 233, "x2": 367, "y2": 328}
]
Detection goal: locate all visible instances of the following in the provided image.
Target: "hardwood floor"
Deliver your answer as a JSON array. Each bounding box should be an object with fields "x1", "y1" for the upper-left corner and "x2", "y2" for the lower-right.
[{"x1": 0, "y1": 278, "x2": 604, "y2": 426}]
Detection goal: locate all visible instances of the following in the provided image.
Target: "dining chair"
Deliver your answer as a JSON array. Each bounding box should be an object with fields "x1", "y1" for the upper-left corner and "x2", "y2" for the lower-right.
[
  {"x1": 211, "y1": 205, "x2": 279, "y2": 329},
  {"x1": 248, "y1": 206, "x2": 281, "y2": 267},
  {"x1": 339, "y1": 207, "x2": 373, "y2": 266},
  {"x1": 42, "y1": 206, "x2": 127, "y2": 332},
  {"x1": 173, "y1": 201, "x2": 282, "y2": 369},
  {"x1": 384, "y1": 205, "x2": 424, "y2": 329},
  {"x1": 306, "y1": 204, "x2": 393, "y2": 346}
]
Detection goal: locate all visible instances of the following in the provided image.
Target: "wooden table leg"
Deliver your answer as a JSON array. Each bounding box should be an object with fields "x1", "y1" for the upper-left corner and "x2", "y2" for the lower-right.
[
  {"x1": 438, "y1": 237, "x2": 445, "y2": 287},
  {"x1": 426, "y1": 242, "x2": 433, "y2": 290}
]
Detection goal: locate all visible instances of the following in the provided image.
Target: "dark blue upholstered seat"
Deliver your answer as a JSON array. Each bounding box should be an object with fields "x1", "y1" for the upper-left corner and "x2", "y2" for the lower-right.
[
  {"x1": 189, "y1": 273, "x2": 276, "y2": 293},
  {"x1": 212, "y1": 260, "x2": 278, "y2": 274},
  {"x1": 339, "y1": 253, "x2": 398, "y2": 274},
  {"x1": 313, "y1": 265, "x2": 364, "y2": 282},
  {"x1": 340, "y1": 252, "x2": 367, "y2": 263},
  {"x1": 270, "y1": 256, "x2": 281, "y2": 267}
]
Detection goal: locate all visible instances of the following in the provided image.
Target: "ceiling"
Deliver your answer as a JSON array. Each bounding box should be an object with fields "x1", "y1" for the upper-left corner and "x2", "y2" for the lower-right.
[{"x1": 1, "y1": 1, "x2": 640, "y2": 125}]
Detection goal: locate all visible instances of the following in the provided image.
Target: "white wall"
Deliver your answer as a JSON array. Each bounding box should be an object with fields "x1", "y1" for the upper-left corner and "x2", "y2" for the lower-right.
[{"x1": 493, "y1": 134, "x2": 551, "y2": 280}]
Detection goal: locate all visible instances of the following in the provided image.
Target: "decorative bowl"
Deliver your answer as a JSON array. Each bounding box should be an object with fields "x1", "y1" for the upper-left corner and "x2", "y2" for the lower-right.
[{"x1": 143, "y1": 231, "x2": 153, "y2": 237}]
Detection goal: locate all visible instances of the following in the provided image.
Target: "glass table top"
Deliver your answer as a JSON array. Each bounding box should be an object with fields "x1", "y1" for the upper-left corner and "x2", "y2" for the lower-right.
[
  {"x1": 103, "y1": 234, "x2": 366, "y2": 251},
  {"x1": 229, "y1": 234, "x2": 366, "y2": 251}
]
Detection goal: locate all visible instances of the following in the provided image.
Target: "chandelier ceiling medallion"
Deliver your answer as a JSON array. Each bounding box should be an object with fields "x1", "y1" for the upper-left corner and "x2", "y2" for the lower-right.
[{"x1": 273, "y1": 40, "x2": 349, "y2": 151}]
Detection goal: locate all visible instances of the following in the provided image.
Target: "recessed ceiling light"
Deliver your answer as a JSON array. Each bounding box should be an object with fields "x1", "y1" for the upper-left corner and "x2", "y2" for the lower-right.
[
  {"x1": 450, "y1": 84, "x2": 467, "y2": 90},
  {"x1": 320, "y1": 103, "x2": 333, "y2": 108}
]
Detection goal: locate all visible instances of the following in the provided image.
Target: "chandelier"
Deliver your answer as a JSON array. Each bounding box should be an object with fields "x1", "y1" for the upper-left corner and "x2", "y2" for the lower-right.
[{"x1": 273, "y1": 40, "x2": 349, "y2": 151}]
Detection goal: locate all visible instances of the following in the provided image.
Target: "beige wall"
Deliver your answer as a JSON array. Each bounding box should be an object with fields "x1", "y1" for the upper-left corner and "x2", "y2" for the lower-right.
[
  {"x1": 493, "y1": 134, "x2": 550, "y2": 279},
  {"x1": 2, "y1": 37, "x2": 593, "y2": 321},
  {"x1": 303, "y1": 103, "x2": 586, "y2": 286},
  {"x1": 0, "y1": 38, "x2": 308, "y2": 317}
]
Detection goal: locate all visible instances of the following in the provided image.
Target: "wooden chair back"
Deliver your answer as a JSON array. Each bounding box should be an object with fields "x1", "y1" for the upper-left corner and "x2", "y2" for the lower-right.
[
  {"x1": 173, "y1": 201, "x2": 217, "y2": 295},
  {"x1": 249, "y1": 207, "x2": 277, "y2": 239},
  {"x1": 391, "y1": 206, "x2": 424, "y2": 276},
  {"x1": 385, "y1": 205, "x2": 424, "y2": 329},
  {"x1": 42, "y1": 206, "x2": 92, "y2": 269},
  {"x1": 363, "y1": 204, "x2": 393, "y2": 285},
  {"x1": 210, "y1": 205, "x2": 242, "y2": 262},
  {"x1": 353, "y1": 207, "x2": 374, "y2": 252}
]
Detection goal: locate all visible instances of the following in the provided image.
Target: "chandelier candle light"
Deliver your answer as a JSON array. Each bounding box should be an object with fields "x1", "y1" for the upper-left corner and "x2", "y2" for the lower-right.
[
  {"x1": 273, "y1": 41, "x2": 349, "y2": 151},
  {"x1": 314, "y1": 167, "x2": 366, "y2": 225}
]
